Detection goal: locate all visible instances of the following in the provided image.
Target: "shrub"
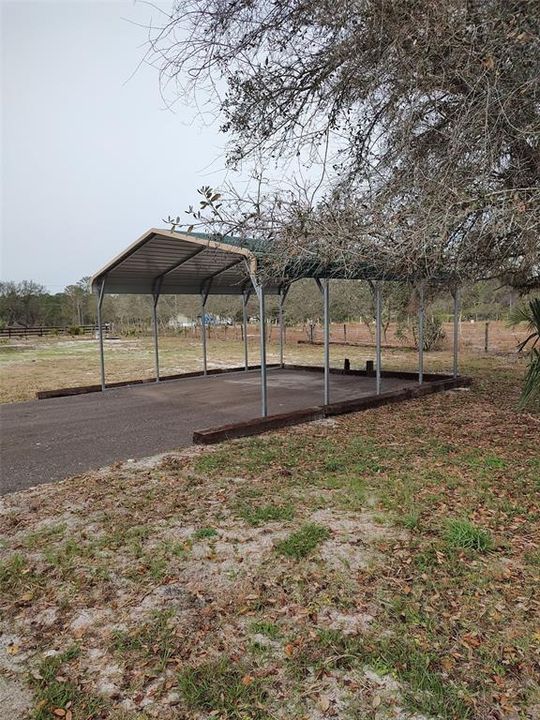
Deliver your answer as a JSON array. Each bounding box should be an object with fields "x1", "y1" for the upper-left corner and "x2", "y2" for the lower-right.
[
  {"x1": 508, "y1": 297, "x2": 540, "y2": 409},
  {"x1": 413, "y1": 314, "x2": 446, "y2": 351}
]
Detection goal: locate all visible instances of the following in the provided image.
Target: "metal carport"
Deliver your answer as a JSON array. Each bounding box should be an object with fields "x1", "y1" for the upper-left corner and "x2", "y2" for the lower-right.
[{"x1": 91, "y1": 228, "x2": 462, "y2": 417}]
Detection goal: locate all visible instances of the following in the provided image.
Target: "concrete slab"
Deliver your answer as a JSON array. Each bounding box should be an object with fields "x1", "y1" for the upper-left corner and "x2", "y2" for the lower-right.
[{"x1": 0, "y1": 368, "x2": 417, "y2": 495}]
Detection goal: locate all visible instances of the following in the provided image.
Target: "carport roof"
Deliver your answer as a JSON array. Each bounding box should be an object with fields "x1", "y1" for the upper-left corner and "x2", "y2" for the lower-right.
[
  {"x1": 91, "y1": 228, "x2": 271, "y2": 296},
  {"x1": 91, "y1": 227, "x2": 443, "y2": 296}
]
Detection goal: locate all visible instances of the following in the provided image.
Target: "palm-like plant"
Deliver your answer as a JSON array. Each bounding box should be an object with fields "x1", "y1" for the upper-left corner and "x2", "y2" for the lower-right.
[{"x1": 509, "y1": 298, "x2": 540, "y2": 409}]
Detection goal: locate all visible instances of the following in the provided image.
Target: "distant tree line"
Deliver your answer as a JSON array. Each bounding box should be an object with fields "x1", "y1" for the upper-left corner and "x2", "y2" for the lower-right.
[
  {"x1": 0, "y1": 276, "x2": 527, "y2": 333},
  {"x1": 0, "y1": 278, "x2": 95, "y2": 328}
]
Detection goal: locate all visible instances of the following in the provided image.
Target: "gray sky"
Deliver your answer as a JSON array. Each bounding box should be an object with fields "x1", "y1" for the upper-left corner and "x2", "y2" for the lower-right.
[{"x1": 1, "y1": 0, "x2": 232, "y2": 291}]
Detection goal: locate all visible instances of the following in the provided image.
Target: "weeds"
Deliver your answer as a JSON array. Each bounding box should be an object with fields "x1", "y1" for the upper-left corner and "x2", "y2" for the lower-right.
[
  {"x1": 112, "y1": 610, "x2": 176, "y2": 672},
  {"x1": 0, "y1": 553, "x2": 27, "y2": 593},
  {"x1": 178, "y1": 658, "x2": 269, "y2": 719},
  {"x1": 31, "y1": 646, "x2": 108, "y2": 720},
  {"x1": 22, "y1": 523, "x2": 67, "y2": 549},
  {"x1": 444, "y1": 519, "x2": 494, "y2": 552},
  {"x1": 239, "y1": 503, "x2": 295, "y2": 526},
  {"x1": 370, "y1": 637, "x2": 472, "y2": 718},
  {"x1": 250, "y1": 621, "x2": 282, "y2": 639},
  {"x1": 275, "y1": 523, "x2": 329, "y2": 559},
  {"x1": 192, "y1": 527, "x2": 218, "y2": 540}
]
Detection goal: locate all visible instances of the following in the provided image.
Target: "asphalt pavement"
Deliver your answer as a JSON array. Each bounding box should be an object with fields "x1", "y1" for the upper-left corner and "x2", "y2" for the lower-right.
[{"x1": 0, "y1": 368, "x2": 413, "y2": 495}]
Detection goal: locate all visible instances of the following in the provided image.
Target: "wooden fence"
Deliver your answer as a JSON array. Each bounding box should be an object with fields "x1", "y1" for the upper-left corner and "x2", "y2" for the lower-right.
[{"x1": 0, "y1": 324, "x2": 99, "y2": 338}]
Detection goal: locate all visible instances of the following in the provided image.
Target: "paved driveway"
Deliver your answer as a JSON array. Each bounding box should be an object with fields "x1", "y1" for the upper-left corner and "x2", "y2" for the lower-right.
[{"x1": 0, "y1": 368, "x2": 414, "y2": 495}]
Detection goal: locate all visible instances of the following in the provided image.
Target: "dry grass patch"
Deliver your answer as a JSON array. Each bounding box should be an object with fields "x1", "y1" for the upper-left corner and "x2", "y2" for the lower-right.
[
  {"x1": 0, "y1": 355, "x2": 538, "y2": 718},
  {"x1": 0, "y1": 446, "x2": 399, "y2": 718}
]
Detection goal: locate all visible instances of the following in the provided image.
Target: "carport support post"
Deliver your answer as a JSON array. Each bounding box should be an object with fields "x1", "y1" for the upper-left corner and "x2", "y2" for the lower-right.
[
  {"x1": 152, "y1": 289, "x2": 161, "y2": 382},
  {"x1": 201, "y1": 289, "x2": 210, "y2": 376},
  {"x1": 418, "y1": 284, "x2": 424, "y2": 385},
  {"x1": 279, "y1": 286, "x2": 289, "y2": 369},
  {"x1": 315, "y1": 279, "x2": 331, "y2": 405},
  {"x1": 96, "y1": 279, "x2": 106, "y2": 391},
  {"x1": 375, "y1": 281, "x2": 382, "y2": 395},
  {"x1": 254, "y1": 282, "x2": 268, "y2": 417},
  {"x1": 452, "y1": 286, "x2": 460, "y2": 378},
  {"x1": 322, "y1": 279, "x2": 330, "y2": 405},
  {"x1": 242, "y1": 290, "x2": 250, "y2": 371}
]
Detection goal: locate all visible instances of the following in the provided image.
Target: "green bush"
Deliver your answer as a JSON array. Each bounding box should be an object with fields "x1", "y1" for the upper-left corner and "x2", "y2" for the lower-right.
[
  {"x1": 413, "y1": 314, "x2": 446, "y2": 351},
  {"x1": 508, "y1": 297, "x2": 540, "y2": 409}
]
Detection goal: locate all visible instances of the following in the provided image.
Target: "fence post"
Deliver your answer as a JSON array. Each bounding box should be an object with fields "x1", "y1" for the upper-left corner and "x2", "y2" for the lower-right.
[{"x1": 484, "y1": 321, "x2": 489, "y2": 353}]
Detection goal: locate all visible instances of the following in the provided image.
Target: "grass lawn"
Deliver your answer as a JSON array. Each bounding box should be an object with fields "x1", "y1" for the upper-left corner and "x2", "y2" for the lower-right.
[{"x1": 0, "y1": 345, "x2": 539, "y2": 718}]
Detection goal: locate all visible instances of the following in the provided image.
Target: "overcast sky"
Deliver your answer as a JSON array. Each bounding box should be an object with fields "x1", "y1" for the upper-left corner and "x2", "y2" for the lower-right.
[{"x1": 1, "y1": 0, "x2": 234, "y2": 291}]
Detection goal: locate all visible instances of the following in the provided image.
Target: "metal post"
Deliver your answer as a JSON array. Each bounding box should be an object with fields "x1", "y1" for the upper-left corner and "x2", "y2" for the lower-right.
[
  {"x1": 322, "y1": 279, "x2": 330, "y2": 405},
  {"x1": 418, "y1": 284, "x2": 424, "y2": 385},
  {"x1": 278, "y1": 286, "x2": 289, "y2": 369},
  {"x1": 279, "y1": 293, "x2": 285, "y2": 368},
  {"x1": 375, "y1": 281, "x2": 382, "y2": 395},
  {"x1": 453, "y1": 287, "x2": 460, "y2": 377},
  {"x1": 96, "y1": 279, "x2": 106, "y2": 391},
  {"x1": 201, "y1": 296, "x2": 208, "y2": 375},
  {"x1": 200, "y1": 282, "x2": 212, "y2": 375},
  {"x1": 152, "y1": 291, "x2": 160, "y2": 382},
  {"x1": 257, "y1": 285, "x2": 268, "y2": 416},
  {"x1": 242, "y1": 291, "x2": 249, "y2": 371}
]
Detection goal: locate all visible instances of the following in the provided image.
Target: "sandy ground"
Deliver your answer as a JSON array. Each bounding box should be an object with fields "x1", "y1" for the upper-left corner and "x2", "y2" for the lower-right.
[{"x1": 0, "y1": 351, "x2": 538, "y2": 718}]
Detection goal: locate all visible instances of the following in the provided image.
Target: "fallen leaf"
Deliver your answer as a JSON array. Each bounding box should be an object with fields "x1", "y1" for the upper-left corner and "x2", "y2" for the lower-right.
[
  {"x1": 318, "y1": 694, "x2": 331, "y2": 712},
  {"x1": 441, "y1": 656, "x2": 454, "y2": 671}
]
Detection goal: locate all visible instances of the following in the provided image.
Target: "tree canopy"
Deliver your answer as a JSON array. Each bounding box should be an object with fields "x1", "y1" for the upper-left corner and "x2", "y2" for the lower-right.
[{"x1": 151, "y1": 0, "x2": 539, "y2": 289}]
